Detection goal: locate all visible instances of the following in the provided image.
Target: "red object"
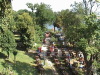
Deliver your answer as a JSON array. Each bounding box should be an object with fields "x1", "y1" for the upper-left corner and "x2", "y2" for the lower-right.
[
  {"x1": 38, "y1": 47, "x2": 42, "y2": 53},
  {"x1": 49, "y1": 46, "x2": 54, "y2": 52}
]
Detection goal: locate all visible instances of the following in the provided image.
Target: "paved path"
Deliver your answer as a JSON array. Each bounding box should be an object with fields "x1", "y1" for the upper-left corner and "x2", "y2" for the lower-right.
[
  {"x1": 28, "y1": 50, "x2": 59, "y2": 75},
  {"x1": 43, "y1": 59, "x2": 59, "y2": 75},
  {"x1": 29, "y1": 49, "x2": 83, "y2": 75}
]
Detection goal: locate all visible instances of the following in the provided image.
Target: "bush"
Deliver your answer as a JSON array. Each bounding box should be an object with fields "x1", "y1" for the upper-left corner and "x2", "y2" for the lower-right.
[{"x1": 0, "y1": 29, "x2": 17, "y2": 58}]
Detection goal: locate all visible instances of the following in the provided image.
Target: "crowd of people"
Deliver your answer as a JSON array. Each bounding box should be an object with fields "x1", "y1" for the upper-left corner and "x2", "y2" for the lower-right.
[
  {"x1": 36, "y1": 44, "x2": 86, "y2": 73},
  {"x1": 35, "y1": 31, "x2": 86, "y2": 74}
]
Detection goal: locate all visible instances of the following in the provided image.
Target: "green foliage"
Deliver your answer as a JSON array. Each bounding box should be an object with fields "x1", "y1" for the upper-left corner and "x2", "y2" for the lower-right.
[
  {"x1": 15, "y1": 12, "x2": 35, "y2": 50},
  {"x1": 75, "y1": 68, "x2": 84, "y2": 75},
  {"x1": 51, "y1": 32, "x2": 59, "y2": 42},
  {"x1": 86, "y1": 46, "x2": 98, "y2": 60},
  {"x1": 76, "y1": 38, "x2": 88, "y2": 51},
  {"x1": 0, "y1": 30, "x2": 16, "y2": 51},
  {"x1": 58, "y1": 2, "x2": 99, "y2": 74},
  {"x1": 16, "y1": 12, "x2": 33, "y2": 29},
  {"x1": 26, "y1": 26, "x2": 34, "y2": 49},
  {"x1": 0, "y1": 30, "x2": 17, "y2": 57},
  {"x1": 95, "y1": 30, "x2": 100, "y2": 49},
  {"x1": 26, "y1": 3, "x2": 55, "y2": 29},
  {"x1": 0, "y1": 0, "x2": 15, "y2": 31},
  {"x1": 0, "y1": 50, "x2": 37, "y2": 75},
  {"x1": 71, "y1": 2, "x2": 85, "y2": 15},
  {"x1": 26, "y1": 3, "x2": 34, "y2": 12},
  {"x1": 58, "y1": 10, "x2": 81, "y2": 44},
  {"x1": 53, "y1": 12, "x2": 63, "y2": 28},
  {"x1": 86, "y1": 46, "x2": 98, "y2": 55},
  {"x1": 54, "y1": 9, "x2": 81, "y2": 42},
  {"x1": 35, "y1": 3, "x2": 55, "y2": 28},
  {"x1": 51, "y1": 36, "x2": 57, "y2": 42},
  {"x1": 34, "y1": 25, "x2": 44, "y2": 43},
  {"x1": 19, "y1": 27, "x2": 34, "y2": 50}
]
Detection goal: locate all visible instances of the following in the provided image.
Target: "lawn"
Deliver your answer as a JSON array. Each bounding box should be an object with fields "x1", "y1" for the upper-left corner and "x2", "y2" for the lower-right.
[{"x1": 0, "y1": 49, "x2": 38, "y2": 75}]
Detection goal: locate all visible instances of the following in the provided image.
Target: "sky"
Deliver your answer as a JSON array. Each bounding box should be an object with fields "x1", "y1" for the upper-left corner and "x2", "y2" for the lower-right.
[{"x1": 12, "y1": 0, "x2": 83, "y2": 12}]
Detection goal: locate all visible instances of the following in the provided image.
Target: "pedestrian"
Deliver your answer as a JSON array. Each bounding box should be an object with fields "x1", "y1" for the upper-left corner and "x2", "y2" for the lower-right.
[{"x1": 67, "y1": 52, "x2": 71, "y2": 63}]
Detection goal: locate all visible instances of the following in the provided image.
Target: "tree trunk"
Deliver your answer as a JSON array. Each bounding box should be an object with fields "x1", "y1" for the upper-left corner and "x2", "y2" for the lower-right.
[
  {"x1": 84, "y1": 53, "x2": 94, "y2": 75},
  {"x1": 14, "y1": 56, "x2": 16, "y2": 63},
  {"x1": 7, "y1": 50, "x2": 9, "y2": 59},
  {"x1": 86, "y1": 61, "x2": 93, "y2": 75},
  {"x1": 83, "y1": 0, "x2": 88, "y2": 15}
]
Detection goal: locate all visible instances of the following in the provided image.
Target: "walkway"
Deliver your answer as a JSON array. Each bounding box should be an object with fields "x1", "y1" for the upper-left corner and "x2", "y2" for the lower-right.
[
  {"x1": 28, "y1": 50, "x2": 59, "y2": 75},
  {"x1": 43, "y1": 59, "x2": 59, "y2": 75}
]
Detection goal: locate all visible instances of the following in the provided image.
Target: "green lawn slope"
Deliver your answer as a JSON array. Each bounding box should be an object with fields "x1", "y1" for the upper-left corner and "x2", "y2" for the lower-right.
[{"x1": 0, "y1": 49, "x2": 38, "y2": 75}]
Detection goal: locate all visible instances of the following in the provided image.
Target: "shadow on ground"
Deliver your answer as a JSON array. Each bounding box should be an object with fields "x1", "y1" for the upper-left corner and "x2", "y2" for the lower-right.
[
  {"x1": 25, "y1": 51, "x2": 37, "y2": 59},
  {"x1": 0, "y1": 52, "x2": 7, "y2": 59},
  {"x1": 2, "y1": 61, "x2": 39, "y2": 75},
  {"x1": 45, "y1": 68, "x2": 54, "y2": 75}
]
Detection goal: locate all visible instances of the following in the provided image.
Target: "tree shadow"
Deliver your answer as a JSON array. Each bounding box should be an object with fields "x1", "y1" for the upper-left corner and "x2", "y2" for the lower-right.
[
  {"x1": 0, "y1": 52, "x2": 7, "y2": 59},
  {"x1": 16, "y1": 45, "x2": 26, "y2": 51},
  {"x1": 1, "y1": 61, "x2": 39, "y2": 75},
  {"x1": 45, "y1": 68, "x2": 54, "y2": 75},
  {"x1": 25, "y1": 52, "x2": 37, "y2": 59}
]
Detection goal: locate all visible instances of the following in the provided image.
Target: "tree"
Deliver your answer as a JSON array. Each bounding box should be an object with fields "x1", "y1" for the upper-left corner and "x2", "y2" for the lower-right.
[
  {"x1": 34, "y1": 25, "x2": 44, "y2": 43},
  {"x1": 72, "y1": 2, "x2": 100, "y2": 74},
  {"x1": 53, "y1": 12, "x2": 63, "y2": 31},
  {"x1": 56, "y1": 10, "x2": 81, "y2": 45},
  {"x1": 82, "y1": 0, "x2": 100, "y2": 15},
  {"x1": 59, "y1": 1, "x2": 99, "y2": 74},
  {"x1": 71, "y1": 2, "x2": 85, "y2": 15},
  {"x1": 13, "y1": 50, "x2": 18, "y2": 63},
  {"x1": 26, "y1": 3, "x2": 55, "y2": 29},
  {"x1": 76, "y1": 38, "x2": 98, "y2": 75},
  {"x1": 15, "y1": 12, "x2": 34, "y2": 51},
  {"x1": 0, "y1": 0, "x2": 11, "y2": 18},
  {"x1": 0, "y1": 0, "x2": 15, "y2": 31},
  {"x1": 26, "y1": 3, "x2": 34, "y2": 12},
  {"x1": 68, "y1": 2, "x2": 100, "y2": 74},
  {"x1": 0, "y1": 0, "x2": 17, "y2": 59},
  {"x1": 0, "y1": 29, "x2": 17, "y2": 58},
  {"x1": 35, "y1": 3, "x2": 55, "y2": 28},
  {"x1": 74, "y1": 14, "x2": 99, "y2": 75}
]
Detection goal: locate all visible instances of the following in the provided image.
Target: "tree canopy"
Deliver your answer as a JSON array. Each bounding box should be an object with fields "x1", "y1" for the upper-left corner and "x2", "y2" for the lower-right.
[{"x1": 0, "y1": 29, "x2": 17, "y2": 58}]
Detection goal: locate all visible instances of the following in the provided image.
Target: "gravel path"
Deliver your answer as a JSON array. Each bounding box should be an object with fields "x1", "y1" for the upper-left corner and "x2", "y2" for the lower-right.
[
  {"x1": 28, "y1": 50, "x2": 59, "y2": 75},
  {"x1": 43, "y1": 59, "x2": 59, "y2": 75}
]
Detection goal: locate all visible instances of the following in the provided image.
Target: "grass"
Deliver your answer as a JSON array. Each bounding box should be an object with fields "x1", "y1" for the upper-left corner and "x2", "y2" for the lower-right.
[{"x1": 0, "y1": 49, "x2": 38, "y2": 75}]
